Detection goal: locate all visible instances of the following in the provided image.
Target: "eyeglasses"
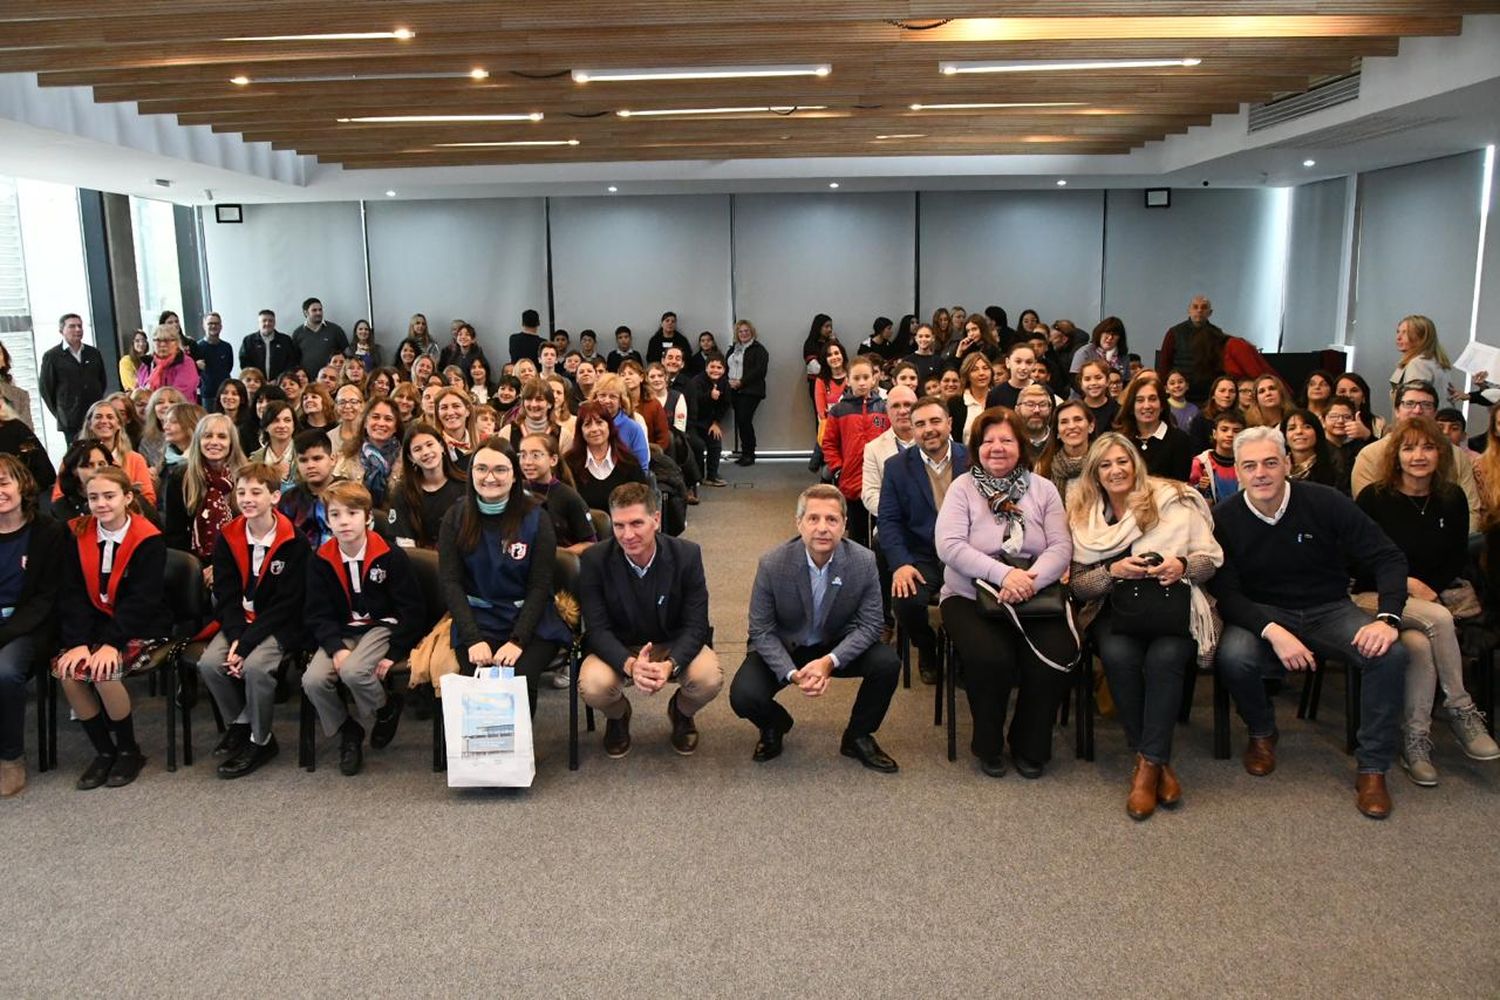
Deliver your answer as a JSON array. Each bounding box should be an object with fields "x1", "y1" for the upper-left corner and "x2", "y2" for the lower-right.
[
  {"x1": 1018, "y1": 401, "x2": 1051, "y2": 411},
  {"x1": 1397, "y1": 399, "x2": 1435, "y2": 413}
]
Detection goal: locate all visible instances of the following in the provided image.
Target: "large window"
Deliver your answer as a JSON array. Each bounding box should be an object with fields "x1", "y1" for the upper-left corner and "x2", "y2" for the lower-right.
[{"x1": 131, "y1": 195, "x2": 182, "y2": 331}]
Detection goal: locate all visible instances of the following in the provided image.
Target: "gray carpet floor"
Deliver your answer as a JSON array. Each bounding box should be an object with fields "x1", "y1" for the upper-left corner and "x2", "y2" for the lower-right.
[{"x1": 2, "y1": 461, "x2": 1498, "y2": 998}]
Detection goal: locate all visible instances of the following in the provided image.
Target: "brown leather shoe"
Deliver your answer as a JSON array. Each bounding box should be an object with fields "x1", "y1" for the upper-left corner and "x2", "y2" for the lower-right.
[
  {"x1": 667, "y1": 691, "x2": 699, "y2": 756},
  {"x1": 1127, "y1": 754, "x2": 1160, "y2": 821},
  {"x1": 0, "y1": 759, "x2": 25, "y2": 798},
  {"x1": 1243, "y1": 733, "x2": 1278, "y2": 776},
  {"x1": 1157, "y1": 762, "x2": 1182, "y2": 809},
  {"x1": 1356, "y1": 772, "x2": 1392, "y2": 819},
  {"x1": 602, "y1": 700, "x2": 632, "y2": 758}
]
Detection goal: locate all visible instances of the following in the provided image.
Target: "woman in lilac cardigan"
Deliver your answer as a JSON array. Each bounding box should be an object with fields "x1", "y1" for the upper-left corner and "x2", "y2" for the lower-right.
[
  {"x1": 937, "y1": 406, "x2": 1076, "y2": 780},
  {"x1": 139, "y1": 325, "x2": 200, "y2": 403}
]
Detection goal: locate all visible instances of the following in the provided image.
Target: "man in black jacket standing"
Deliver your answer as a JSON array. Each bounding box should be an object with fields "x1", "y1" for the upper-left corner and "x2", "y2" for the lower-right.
[
  {"x1": 645, "y1": 310, "x2": 691, "y2": 364},
  {"x1": 290, "y1": 297, "x2": 347, "y2": 376},
  {"x1": 577, "y1": 483, "x2": 721, "y2": 758},
  {"x1": 39, "y1": 312, "x2": 106, "y2": 441},
  {"x1": 239, "y1": 309, "x2": 299, "y2": 381},
  {"x1": 508, "y1": 308, "x2": 544, "y2": 365},
  {"x1": 1211, "y1": 425, "x2": 1408, "y2": 819}
]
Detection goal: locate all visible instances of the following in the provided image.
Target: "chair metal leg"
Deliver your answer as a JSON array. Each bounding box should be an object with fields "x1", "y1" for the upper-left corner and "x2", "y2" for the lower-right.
[
  {"x1": 568, "y1": 640, "x2": 580, "y2": 771},
  {"x1": 1178, "y1": 666, "x2": 1199, "y2": 724},
  {"x1": 46, "y1": 671, "x2": 57, "y2": 771},
  {"x1": 1212, "y1": 666, "x2": 1231, "y2": 759},
  {"x1": 431, "y1": 681, "x2": 444, "y2": 772},
  {"x1": 299, "y1": 691, "x2": 316, "y2": 771},
  {"x1": 34, "y1": 666, "x2": 49, "y2": 773},
  {"x1": 179, "y1": 668, "x2": 194, "y2": 767},
  {"x1": 944, "y1": 631, "x2": 957, "y2": 762},
  {"x1": 897, "y1": 623, "x2": 910, "y2": 689},
  {"x1": 1304, "y1": 666, "x2": 1325, "y2": 721},
  {"x1": 164, "y1": 656, "x2": 177, "y2": 773},
  {"x1": 933, "y1": 647, "x2": 943, "y2": 727}
]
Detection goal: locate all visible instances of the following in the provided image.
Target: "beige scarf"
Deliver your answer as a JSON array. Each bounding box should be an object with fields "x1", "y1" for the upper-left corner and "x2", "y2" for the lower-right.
[{"x1": 1072, "y1": 480, "x2": 1224, "y2": 662}]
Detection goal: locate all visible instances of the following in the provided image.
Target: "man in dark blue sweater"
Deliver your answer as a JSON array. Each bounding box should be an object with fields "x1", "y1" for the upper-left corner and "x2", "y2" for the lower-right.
[{"x1": 1210, "y1": 426, "x2": 1408, "y2": 819}]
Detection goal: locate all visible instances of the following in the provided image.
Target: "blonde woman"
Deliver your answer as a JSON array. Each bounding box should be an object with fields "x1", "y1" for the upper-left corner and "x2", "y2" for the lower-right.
[
  {"x1": 1244, "y1": 373, "x2": 1292, "y2": 429},
  {"x1": 1391, "y1": 314, "x2": 1453, "y2": 406},
  {"x1": 1067, "y1": 432, "x2": 1222, "y2": 820},
  {"x1": 137, "y1": 386, "x2": 187, "y2": 471},
  {"x1": 66, "y1": 400, "x2": 156, "y2": 506},
  {"x1": 162, "y1": 413, "x2": 247, "y2": 573}
]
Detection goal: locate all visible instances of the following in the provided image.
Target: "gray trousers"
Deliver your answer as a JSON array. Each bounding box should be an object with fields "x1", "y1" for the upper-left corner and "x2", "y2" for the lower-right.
[
  {"x1": 198, "y1": 632, "x2": 285, "y2": 744},
  {"x1": 302, "y1": 627, "x2": 392, "y2": 737}
]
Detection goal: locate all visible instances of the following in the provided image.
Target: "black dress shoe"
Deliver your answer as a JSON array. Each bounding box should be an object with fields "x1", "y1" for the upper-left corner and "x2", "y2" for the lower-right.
[
  {"x1": 918, "y1": 655, "x2": 940, "y2": 686},
  {"x1": 752, "y1": 726, "x2": 784, "y2": 762},
  {"x1": 738, "y1": 455, "x2": 757, "y2": 467},
  {"x1": 77, "y1": 754, "x2": 116, "y2": 790},
  {"x1": 840, "y1": 734, "x2": 899, "y2": 773},
  {"x1": 667, "y1": 692, "x2": 698, "y2": 756},
  {"x1": 369, "y1": 692, "x2": 405, "y2": 749},
  {"x1": 603, "y1": 700, "x2": 632, "y2": 758},
  {"x1": 979, "y1": 755, "x2": 1007, "y2": 778},
  {"x1": 213, "y1": 723, "x2": 251, "y2": 757},
  {"x1": 1011, "y1": 752, "x2": 1044, "y2": 780},
  {"x1": 217, "y1": 735, "x2": 279, "y2": 779},
  {"x1": 105, "y1": 751, "x2": 146, "y2": 788}
]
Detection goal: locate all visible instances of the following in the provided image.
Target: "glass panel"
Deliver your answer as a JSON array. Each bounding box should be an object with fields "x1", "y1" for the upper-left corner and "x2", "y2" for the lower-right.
[{"x1": 131, "y1": 194, "x2": 182, "y2": 332}]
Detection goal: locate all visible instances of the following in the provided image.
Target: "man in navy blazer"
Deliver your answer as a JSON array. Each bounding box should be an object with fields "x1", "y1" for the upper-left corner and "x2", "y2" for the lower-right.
[
  {"x1": 578, "y1": 483, "x2": 722, "y2": 758},
  {"x1": 730, "y1": 484, "x2": 901, "y2": 772},
  {"x1": 878, "y1": 396, "x2": 966, "y2": 685}
]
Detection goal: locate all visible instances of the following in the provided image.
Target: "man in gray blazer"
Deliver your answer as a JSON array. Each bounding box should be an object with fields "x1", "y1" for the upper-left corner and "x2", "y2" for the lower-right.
[{"x1": 730, "y1": 484, "x2": 901, "y2": 772}]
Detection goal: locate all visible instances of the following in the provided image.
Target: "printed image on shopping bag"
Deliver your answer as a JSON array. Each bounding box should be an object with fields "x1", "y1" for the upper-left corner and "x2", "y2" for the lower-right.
[{"x1": 461, "y1": 691, "x2": 516, "y2": 756}]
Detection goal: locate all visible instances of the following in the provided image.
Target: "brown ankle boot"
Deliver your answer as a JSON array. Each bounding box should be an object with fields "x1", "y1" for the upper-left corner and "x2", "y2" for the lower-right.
[
  {"x1": 0, "y1": 759, "x2": 26, "y2": 798},
  {"x1": 1127, "y1": 754, "x2": 1160, "y2": 821},
  {"x1": 1157, "y1": 763, "x2": 1182, "y2": 809}
]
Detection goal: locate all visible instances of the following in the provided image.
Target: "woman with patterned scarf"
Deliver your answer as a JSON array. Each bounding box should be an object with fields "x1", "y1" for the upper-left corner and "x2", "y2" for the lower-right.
[
  {"x1": 163, "y1": 414, "x2": 247, "y2": 584},
  {"x1": 936, "y1": 406, "x2": 1076, "y2": 782},
  {"x1": 334, "y1": 397, "x2": 404, "y2": 509}
]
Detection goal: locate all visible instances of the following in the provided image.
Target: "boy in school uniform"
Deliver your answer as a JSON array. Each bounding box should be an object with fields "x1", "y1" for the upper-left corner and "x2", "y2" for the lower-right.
[
  {"x1": 302, "y1": 481, "x2": 425, "y2": 776},
  {"x1": 197, "y1": 462, "x2": 310, "y2": 778}
]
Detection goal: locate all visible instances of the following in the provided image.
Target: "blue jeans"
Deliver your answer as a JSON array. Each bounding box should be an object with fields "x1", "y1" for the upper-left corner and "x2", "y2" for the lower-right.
[
  {"x1": 1094, "y1": 612, "x2": 1195, "y2": 764},
  {"x1": 1215, "y1": 598, "x2": 1406, "y2": 772},
  {"x1": 0, "y1": 635, "x2": 39, "y2": 762}
]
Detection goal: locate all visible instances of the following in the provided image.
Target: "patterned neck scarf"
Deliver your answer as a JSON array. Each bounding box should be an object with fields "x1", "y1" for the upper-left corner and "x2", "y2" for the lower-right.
[
  {"x1": 970, "y1": 462, "x2": 1031, "y2": 531},
  {"x1": 360, "y1": 437, "x2": 401, "y2": 507}
]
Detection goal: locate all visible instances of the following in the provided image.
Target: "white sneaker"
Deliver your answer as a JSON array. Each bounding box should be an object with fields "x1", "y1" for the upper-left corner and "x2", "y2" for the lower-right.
[
  {"x1": 1447, "y1": 704, "x2": 1500, "y2": 760},
  {"x1": 1400, "y1": 731, "x2": 1439, "y2": 787}
]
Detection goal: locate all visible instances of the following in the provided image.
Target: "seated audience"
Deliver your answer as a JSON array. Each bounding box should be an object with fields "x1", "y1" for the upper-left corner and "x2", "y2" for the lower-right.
[
  {"x1": 1211, "y1": 426, "x2": 1408, "y2": 819},
  {"x1": 731, "y1": 484, "x2": 900, "y2": 772},
  {"x1": 1075, "y1": 359, "x2": 1119, "y2": 438},
  {"x1": 163, "y1": 414, "x2": 248, "y2": 574},
  {"x1": 1067, "y1": 433, "x2": 1223, "y2": 820},
  {"x1": 1350, "y1": 381, "x2": 1481, "y2": 532},
  {"x1": 1164, "y1": 370, "x2": 1199, "y2": 433},
  {"x1": 983, "y1": 344, "x2": 1030, "y2": 412},
  {"x1": 1335, "y1": 372, "x2": 1385, "y2": 441},
  {"x1": 579, "y1": 483, "x2": 722, "y2": 757},
  {"x1": 70, "y1": 400, "x2": 156, "y2": 506},
  {"x1": 1187, "y1": 376, "x2": 1240, "y2": 454},
  {"x1": 1036, "y1": 399, "x2": 1094, "y2": 504},
  {"x1": 249, "y1": 400, "x2": 297, "y2": 493},
  {"x1": 1282, "y1": 407, "x2": 1348, "y2": 493},
  {"x1": 689, "y1": 352, "x2": 731, "y2": 487},
  {"x1": 303, "y1": 482, "x2": 423, "y2": 776},
  {"x1": 1190, "y1": 408, "x2": 1245, "y2": 503},
  {"x1": 822, "y1": 354, "x2": 888, "y2": 547},
  {"x1": 1353, "y1": 416, "x2": 1499, "y2": 785},
  {"x1": 279, "y1": 431, "x2": 340, "y2": 549},
  {"x1": 592, "y1": 374, "x2": 652, "y2": 471},
  {"x1": 937, "y1": 407, "x2": 1076, "y2": 780},
  {"x1": 564, "y1": 400, "x2": 649, "y2": 513},
  {"x1": 1069, "y1": 316, "x2": 1128, "y2": 380},
  {"x1": 196, "y1": 462, "x2": 310, "y2": 779},
  {"x1": 517, "y1": 433, "x2": 595, "y2": 555},
  {"x1": 334, "y1": 397, "x2": 404, "y2": 509},
  {"x1": 0, "y1": 397, "x2": 54, "y2": 493},
  {"x1": 0, "y1": 456, "x2": 68, "y2": 797},
  {"x1": 53, "y1": 468, "x2": 171, "y2": 790}
]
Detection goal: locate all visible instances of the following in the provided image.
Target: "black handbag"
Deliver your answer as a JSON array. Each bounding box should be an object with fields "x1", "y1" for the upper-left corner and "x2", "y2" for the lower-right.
[
  {"x1": 1109, "y1": 578, "x2": 1192, "y2": 638},
  {"x1": 973, "y1": 555, "x2": 1079, "y2": 672}
]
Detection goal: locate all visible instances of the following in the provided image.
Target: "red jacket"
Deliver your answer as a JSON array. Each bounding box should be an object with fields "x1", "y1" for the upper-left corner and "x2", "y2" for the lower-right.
[{"x1": 821, "y1": 392, "x2": 890, "y2": 502}]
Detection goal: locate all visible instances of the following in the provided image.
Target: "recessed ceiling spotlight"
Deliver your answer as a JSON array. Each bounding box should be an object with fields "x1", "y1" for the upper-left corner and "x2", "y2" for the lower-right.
[
  {"x1": 828, "y1": 182, "x2": 840, "y2": 189},
  {"x1": 1302, "y1": 158, "x2": 1317, "y2": 167},
  {"x1": 229, "y1": 75, "x2": 250, "y2": 86},
  {"x1": 607, "y1": 186, "x2": 619, "y2": 193},
  {"x1": 385, "y1": 190, "x2": 396, "y2": 197},
  {"x1": 1056, "y1": 179, "x2": 1068, "y2": 186}
]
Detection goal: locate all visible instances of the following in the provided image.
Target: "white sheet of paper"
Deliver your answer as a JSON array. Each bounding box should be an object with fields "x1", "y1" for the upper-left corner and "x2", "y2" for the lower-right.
[{"x1": 1451, "y1": 341, "x2": 1500, "y2": 375}]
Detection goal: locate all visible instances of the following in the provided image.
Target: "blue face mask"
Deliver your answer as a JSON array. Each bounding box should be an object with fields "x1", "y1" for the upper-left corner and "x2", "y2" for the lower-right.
[{"x1": 476, "y1": 496, "x2": 509, "y2": 516}]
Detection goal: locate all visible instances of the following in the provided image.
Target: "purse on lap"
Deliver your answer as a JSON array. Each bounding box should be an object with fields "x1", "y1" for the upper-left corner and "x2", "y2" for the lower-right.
[
  {"x1": 1109, "y1": 578, "x2": 1193, "y2": 638},
  {"x1": 973, "y1": 554, "x2": 1079, "y2": 671}
]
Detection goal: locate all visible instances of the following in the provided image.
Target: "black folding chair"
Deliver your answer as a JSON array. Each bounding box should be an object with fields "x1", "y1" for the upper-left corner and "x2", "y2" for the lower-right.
[{"x1": 46, "y1": 549, "x2": 204, "y2": 774}]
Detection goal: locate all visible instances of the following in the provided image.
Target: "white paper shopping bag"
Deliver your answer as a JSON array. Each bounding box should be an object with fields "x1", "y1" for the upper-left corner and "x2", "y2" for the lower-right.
[{"x1": 441, "y1": 667, "x2": 535, "y2": 788}]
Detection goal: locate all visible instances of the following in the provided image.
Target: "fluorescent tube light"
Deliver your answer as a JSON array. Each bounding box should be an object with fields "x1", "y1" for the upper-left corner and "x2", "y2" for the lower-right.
[
  {"x1": 337, "y1": 113, "x2": 543, "y2": 123},
  {"x1": 940, "y1": 57, "x2": 1200, "y2": 74},
  {"x1": 431, "y1": 139, "x2": 580, "y2": 147},
  {"x1": 231, "y1": 70, "x2": 490, "y2": 85},
  {"x1": 616, "y1": 105, "x2": 826, "y2": 118},
  {"x1": 573, "y1": 64, "x2": 830, "y2": 83},
  {"x1": 909, "y1": 102, "x2": 1085, "y2": 111},
  {"x1": 227, "y1": 29, "x2": 415, "y2": 41}
]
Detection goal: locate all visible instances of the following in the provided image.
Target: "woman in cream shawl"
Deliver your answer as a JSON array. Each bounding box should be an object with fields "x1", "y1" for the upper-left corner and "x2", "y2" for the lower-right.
[{"x1": 1067, "y1": 432, "x2": 1223, "y2": 821}]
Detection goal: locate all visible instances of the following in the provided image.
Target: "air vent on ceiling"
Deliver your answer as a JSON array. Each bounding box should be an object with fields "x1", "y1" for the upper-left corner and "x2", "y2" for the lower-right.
[
  {"x1": 1264, "y1": 111, "x2": 1458, "y2": 150},
  {"x1": 1248, "y1": 73, "x2": 1361, "y2": 133}
]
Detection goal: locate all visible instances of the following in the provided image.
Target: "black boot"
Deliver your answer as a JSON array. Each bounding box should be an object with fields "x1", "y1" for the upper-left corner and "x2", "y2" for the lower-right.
[
  {"x1": 339, "y1": 718, "x2": 365, "y2": 776},
  {"x1": 76, "y1": 714, "x2": 116, "y2": 790}
]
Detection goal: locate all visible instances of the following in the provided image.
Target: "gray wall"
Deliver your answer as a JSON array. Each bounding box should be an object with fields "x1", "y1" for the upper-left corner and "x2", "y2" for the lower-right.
[
  {"x1": 1282, "y1": 178, "x2": 1350, "y2": 352},
  {"x1": 1352, "y1": 150, "x2": 1486, "y2": 417},
  {"x1": 201, "y1": 149, "x2": 1498, "y2": 448}
]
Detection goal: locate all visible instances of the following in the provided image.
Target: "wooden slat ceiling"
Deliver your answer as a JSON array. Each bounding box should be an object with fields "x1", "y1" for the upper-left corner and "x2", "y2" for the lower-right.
[{"x1": 2, "y1": 2, "x2": 1496, "y2": 169}]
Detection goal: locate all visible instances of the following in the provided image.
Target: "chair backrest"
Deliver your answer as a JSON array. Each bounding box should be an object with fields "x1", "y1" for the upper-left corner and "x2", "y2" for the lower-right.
[
  {"x1": 588, "y1": 508, "x2": 611, "y2": 542},
  {"x1": 404, "y1": 548, "x2": 444, "y2": 629},
  {"x1": 554, "y1": 548, "x2": 580, "y2": 594},
  {"x1": 162, "y1": 549, "x2": 205, "y2": 638}
]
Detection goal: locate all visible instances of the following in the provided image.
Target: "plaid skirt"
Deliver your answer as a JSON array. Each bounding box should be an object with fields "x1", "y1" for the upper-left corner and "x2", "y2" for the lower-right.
[{"x1": 52, "y1": 638, "x2": 172, "y2": 682}]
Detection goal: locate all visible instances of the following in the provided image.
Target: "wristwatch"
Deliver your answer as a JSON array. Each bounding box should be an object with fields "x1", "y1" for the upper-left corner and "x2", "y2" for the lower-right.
[
  {"x1": 666, "y1": 657, "x2": 681, "y2": 679},
  {"x1": 1375, "y1": 613, "x2": 1402, "y2": 628}
]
